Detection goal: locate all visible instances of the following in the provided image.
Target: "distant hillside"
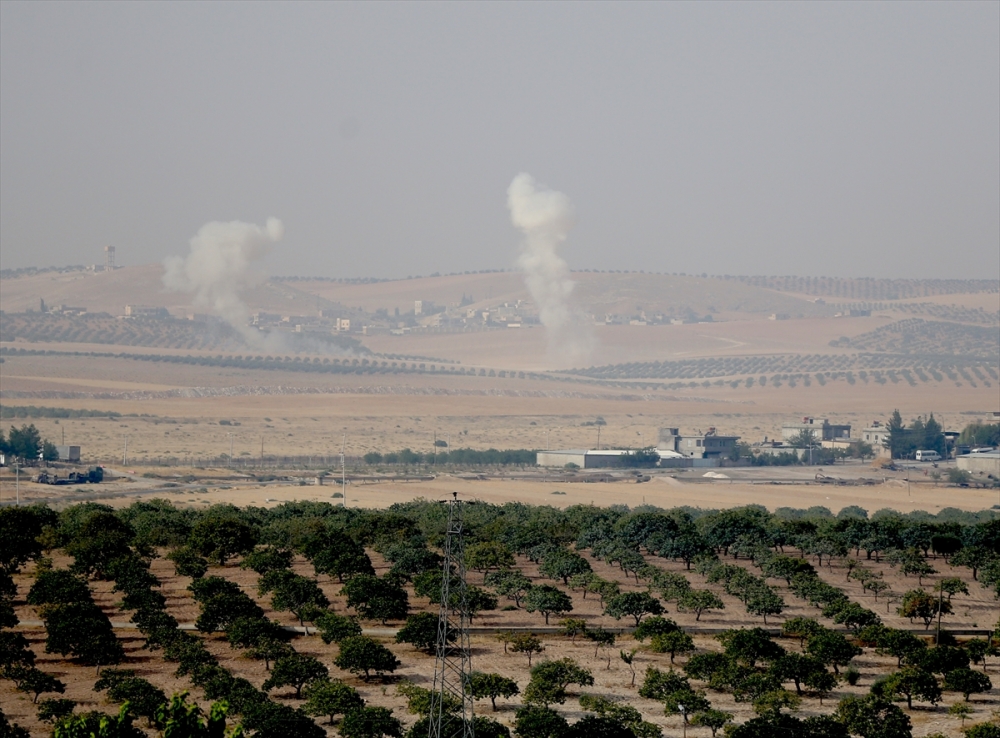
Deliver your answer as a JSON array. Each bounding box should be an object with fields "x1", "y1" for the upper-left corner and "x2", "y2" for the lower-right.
[{"x1": 735, "y1": 275, "x2": 998, "y2": 299}]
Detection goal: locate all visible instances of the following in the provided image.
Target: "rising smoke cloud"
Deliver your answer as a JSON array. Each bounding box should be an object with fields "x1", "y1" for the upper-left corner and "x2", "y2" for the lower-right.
[
  {"x1": 507, "y1": 173, "x2": 594, "y2": 365},
  {"x1": 163, "y1": 218, "x2": 283, "y2": 346}
]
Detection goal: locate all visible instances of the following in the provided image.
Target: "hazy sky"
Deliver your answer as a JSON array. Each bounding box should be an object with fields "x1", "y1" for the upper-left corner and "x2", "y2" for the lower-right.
[{"x1": 1, "y1": 2, "x2": 997, "y2": 280}]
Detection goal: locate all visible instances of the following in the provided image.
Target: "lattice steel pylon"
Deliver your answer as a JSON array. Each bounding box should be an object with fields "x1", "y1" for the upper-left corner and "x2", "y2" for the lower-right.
[{"x1": 429, "y1": 492, "x2": 475, "y2": 738}]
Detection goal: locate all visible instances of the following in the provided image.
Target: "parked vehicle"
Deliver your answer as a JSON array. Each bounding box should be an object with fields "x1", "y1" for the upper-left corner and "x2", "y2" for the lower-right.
[{"x1": 915, "y1": 450, "x2": 941, "y2": 462}]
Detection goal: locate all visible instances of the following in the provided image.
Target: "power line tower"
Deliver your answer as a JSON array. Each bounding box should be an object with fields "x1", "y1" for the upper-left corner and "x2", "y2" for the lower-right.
[
  {"x1": 429, "y1": 492, "x2": 474, "y2": 738},
  {"x1": 104, "y1": 245, "x2": 116, "y2": 270}
]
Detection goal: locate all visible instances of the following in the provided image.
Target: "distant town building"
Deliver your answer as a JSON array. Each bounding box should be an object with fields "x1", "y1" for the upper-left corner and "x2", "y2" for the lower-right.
[
  {"x1": 957, "y1": 450, "x2": 1000, "y2": 476},
  {"x1": 781, "y1": 417, "x2": 851, "y2": 443},
  {"x1": 125, "y1": 305, "x2": 168, "y2": 319},
  {"x1": 536, "y1": 449, "x2": 637, "y2": 468},
  {"x1": 56, "y1": 446, "x2": 81, "y2": 463},
  {"x1": 860, "y1": 421, "x2": 891, "y2": 457},
  {"x1": 658, "y1": 427, "x2": 740, "y2": 459}
]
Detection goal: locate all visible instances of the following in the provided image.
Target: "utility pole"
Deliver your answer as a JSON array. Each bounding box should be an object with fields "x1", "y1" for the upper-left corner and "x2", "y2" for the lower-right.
[
  {"x1": 341, "y1": 434, "x2": 347, "y2": 507},
  {"x1": 596, "y1": 426, "x2": 601, "y2": 450},
  {"x1": 14, "y1": 460, "x2": 20, "y2": 507},
  {"x1": 428, "y1": 492, "x2": 474, "y2": 738},
  {"x1": 123, "y1": 435, "x2": 128, "y2": 466}
]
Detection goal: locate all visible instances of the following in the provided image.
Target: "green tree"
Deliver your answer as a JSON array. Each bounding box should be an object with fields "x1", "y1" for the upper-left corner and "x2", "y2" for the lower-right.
[
  {"x1": 836, "y1": 695, "x2": 913, "y2": 738},
  {"x1": 513, "y1": 706, "x2": 569, "y2": 738},
  {"x1": 963, "y1": 724, "x2": 1000, "y2": 738},
  {"x1": 649, "y1": 631, "x2": 695, "y2": 664},
  {"x1": 806, "y1": 630, "x2": 861, "y2": 674},
  {"x1": 335, "y1": 636, "x2": 400, "y2": 681},
  {"x1": 240, "y1": 548, "x2": 293, "y2": 575},
  {"x1": 342, "y1": 575, "x2": 409, "y2": 624},
  {"x1": 469, "y1": 672, "x2": 520, "y2": 711},
  {"x1": 396, "y1": 612, "x2": 449, "y2": 653},
  {"x1": 690, "y1": 710, "x2": 732, "y2": 738},
  {"x1": 7, "y1": 424, "x2": 42, "y2": 462},
  {"x1": 677, "y1": 589, "x2": 724, "y2": 621},
  {"x1": 0, "y1": 631, "x2": 36, "y2": 670},
  {"x1": 485, "y1": 568, "x2": 534, "y2": 607},
  {"x1": 153, "y1": 694, "x2": 237, "y2": 738},
  {"x1": 302, "y1": 678, "x2": 364, "y2": 725},
  {"x1": 50, "y1": 704, "x2": 145, "y2": 738},
  {"x1": 639, "y1": 666, "x2": 691, "y2": 701},
  {"x1": 188, "y1": 516, "x2": 257, "y2": 566},
  {"x1": 102, "y1": 676, "x2": 166, "y2": 726},
  {"x1": 523, "y1": 658, "x2": 594, "y2": 706},
  {"x1": 604, "y1": 591, "x2": 664, "y2": 626},
  {"x1": 42, "y1": 602, "x2": 125, "y2": 673},
  {"x1": 8, "y1": 666, "x2": 65, "y2": 703},
  {"x1": 719, "y1": 628, "x2": 785, "y2": 668},
  {"x1": 539, "y1": 549, "x2": 593, "y2": 585},
  {"x1": 898, "y1": 589, "x2": 952, "y2": 630},
  {"x1": 37, "y1": 698, "x2": 76, "y2": 723},
  {"x1": 262, "y1": 652, "x2": 329, "y2": 698},
  {"x1": 943, "y1": 668, "x2": 992, "y2": 701},
  {"x1": 315, "y1": 612, "x2": 363, "y2": 644},
  {"x1": 525, "y1": 585, "x2": 573, "y2": 625},
  {"x1": 465, "y1": 542, "x2": 516, "y2": 572},
  {"x1": 663, "y1": 688, "x2": 711, "y2": 724},
  {"x1": 270, "y1": 573, "x2": 330, "y2": 627},
  {"x1": 875, "y1": 629, "x2": 926, "y2": 668},
  {"x1": 339, "y1": 706, "x2": 402, "y2": 738},
  {"x1": 878, "y1": 666, "x2": 942, "y2": 709},
  {"x1": 166, "y1": 547, "x2": 208, "y2": 579},
  {"x1": 781, "y1": 617, "x2": 823, "y2": 647},
  {"x1": 0, "y1": 506, "x2": 49, "y2": 573},
  {"x1": 511, "y1": 633, "x2": 545, "y2": 666}
]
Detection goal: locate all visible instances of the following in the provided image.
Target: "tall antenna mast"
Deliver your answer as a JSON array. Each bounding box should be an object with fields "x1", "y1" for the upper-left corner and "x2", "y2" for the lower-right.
[
  {"x1": 340, "y1": 434, "x2": 347, "y2": 508},
  {"x1": 429, "y1": 492, "x2": 474, "y2": 738}
]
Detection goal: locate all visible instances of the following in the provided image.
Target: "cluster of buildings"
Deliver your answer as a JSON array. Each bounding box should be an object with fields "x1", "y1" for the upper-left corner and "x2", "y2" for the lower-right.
[{"x1": 536, "y1": 415, "x2": 998, "y2": 472}]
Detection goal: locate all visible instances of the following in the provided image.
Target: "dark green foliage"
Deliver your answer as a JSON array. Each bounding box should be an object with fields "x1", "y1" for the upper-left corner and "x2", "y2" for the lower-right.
[
  {"x1": 304, "y1": 529, "x2": 374, "y2": 582},
  {"x1": 525, "y1": 584, "x2": 573, "y2": 624},
  {"x1": 339, "y1": 706, "x2": 403, "y2": 738},
  {"x1": 0, "y1": 506, "x2": 50, "y2": 573},
  {"x1": 195, "y1": 589, "x2": 265, "y2": 633},
  {"x1": 302, "y1": 678, "x2": 365, "y2": 724},
  {"x1": 649, "y1": 630, "x2": 695, "y2": 663},
  {"x1": 342, "y1": 574, "x2": 409, "y2": 623},
  {"x1": 0, "y1": 708, "x2": 30, "y2": 738},
  {"x1": 315, "y1": 611, "x2": 363, "y2": 644},
  {"x1": 874, "y1": 628, "x2": 926, "y2": 667},
  {"x1": 396, "y1": 612, "x2": 447, "y2": 652},
  {"x1": 469, "y1": 671, "x2": 520, "y2": 711},
  {"x1": 49, "y1": 704, "x2": 145, "y2": 738},
  {"x1": 513, "y1": 705, "x2": 570, "y2": 738},
  {"x1": 42, "y1": 601, "x2": 125, "y2": 670},
  {"x1": 262, "y1": 652, "x2": 329, "y2": 698},
  {"x1": 604, "y1": 591, "x2": 664, "y2": 626},
  {"x1": 639, "y1": 666, "x2": 691, "y2": 700},
  {"x1": 633, "y1": 616, "x2": 680, "y2": 642},
  {"x1": 835, "y1": 695, "x2": 912, "y2": 738},
  {"x1": 225, "y1": 617, "x2": 291, "y2": 650},
  {"x1": 523, "y1": 658, "x2": 594, "y2": 706},
  {"x1": 963, "y1": 724, "x2": 1000, "y2": 738},
  {"x1": 539, "y1": 548, "x2": 592, "y2": 585},
  {"x1": 943, "y1": 668, "x2": 992, "y2": 701},
  {"x1": 66, "y1": 512, "x2": 135, "y2": 579},
  {"x1": 268, "y1": 572, "x2": 330, "y2": 626},
  {"x1": 6, "y1": 666, "x2": 65, "y2": 702},
  {"x1": 485, "y1": 568, "x2": 534, "y2": 607},
  {"x1": 805, "y1": 629, "x2": 862, "y2": 674},
  {"x1": 240, "y1": 547, "x2": 294, "y2": 575},
  {"x1": 166, "y1": 546, "x2": 208, "y2": 578},
  {"x1": 335, "y1": 635, "x2": 401, "y2": 681},
  {"x1": 0, "y1": 631, "x2": 36, "y2": 670},
  {"x1": 27, "y1": 569, "x2": 90, "y2": 607},
  {"x1": 719, "y1": 628, "x2": 785, "y2": 668},
  {"x1": 103, "y1": 676, "x2": 166, "y2": 724},
  {"x1": 912, "y1": 645, "x2": 971, "y2": 674},
  {"x1": 875, "y1": 666, "x2": 942, "y2": 708},
  {"x1": 37, "y1": 698, "x2": 76, "y2": 723},
  {"x1": 188, "y1": 516, "x2": 257, "y2": 566},
  {"x1": 465, "y1": 541, "x2": 516, "y2": 572},
  {"x1": 153, "y1": 694, "x2": 239, "y2": 738}
]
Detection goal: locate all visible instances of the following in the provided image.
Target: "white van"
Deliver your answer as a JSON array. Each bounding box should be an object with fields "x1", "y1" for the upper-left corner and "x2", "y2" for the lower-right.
[{"x1": 915, "y1": 450, "x2": 941, "y2": 462}]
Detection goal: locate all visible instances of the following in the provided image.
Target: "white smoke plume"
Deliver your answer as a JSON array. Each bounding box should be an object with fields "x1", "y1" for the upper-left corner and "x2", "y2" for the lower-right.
[
  {"x1": 163, "y1": 218, "x2": 283, "y2": 346},
  {"x1": 507, "y1": 173, "x2": 594, "y2": 365}
]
